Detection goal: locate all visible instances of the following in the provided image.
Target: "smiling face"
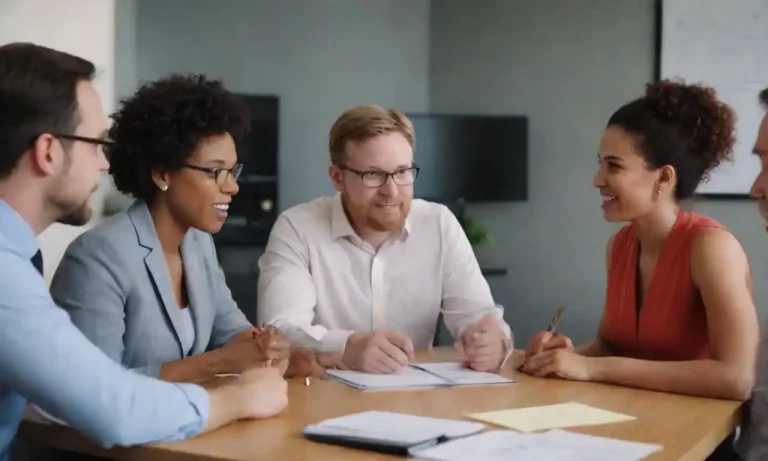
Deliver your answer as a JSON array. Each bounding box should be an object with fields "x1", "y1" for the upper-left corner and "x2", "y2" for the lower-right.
[
  {"x1": 157, "y1": 133, "x2": 240, "y2": 234},
  {"x1": 329, "y1": 132, "x2": 415, "y2": 234},
  {"x1": 749, "y1": 114, "x2": 768, "y2": 226},
  {"x1": 593, "y1": 126, "x2": 676, "y2": 222}
]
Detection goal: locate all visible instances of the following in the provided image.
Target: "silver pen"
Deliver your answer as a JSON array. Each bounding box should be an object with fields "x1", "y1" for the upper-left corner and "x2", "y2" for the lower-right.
[{"x1": 546, "y1": 306, "x2": 567, "y2": 333}]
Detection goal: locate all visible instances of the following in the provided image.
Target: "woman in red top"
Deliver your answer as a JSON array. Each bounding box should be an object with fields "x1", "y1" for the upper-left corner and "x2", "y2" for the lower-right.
[{"x1": 523, "y1": 79, "x2": 758, "y2": 402}]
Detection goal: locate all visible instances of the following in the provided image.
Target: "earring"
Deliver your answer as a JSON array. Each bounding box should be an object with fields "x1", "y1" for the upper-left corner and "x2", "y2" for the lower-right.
[
  {"x1": 161, "y1": 185, "x2": 168, "y2": 191},
  {"x1": 656, "y1": 188, "x2": 661, "y2": 195}
]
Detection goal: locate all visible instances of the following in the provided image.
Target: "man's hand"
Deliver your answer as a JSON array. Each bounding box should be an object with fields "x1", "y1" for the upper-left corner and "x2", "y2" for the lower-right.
[
  {"x1": 341, "y1": 330, "x2": 415, "y2": 373},
  {"x1": 457, "y1": 314, "x2": 510, "y2": 372},
  {"x1": 525, "y1": 330, "x2": 573, "y2": 359},
  {"x1": 225, "y1": 367, "x2": 289, "y2": 419}
]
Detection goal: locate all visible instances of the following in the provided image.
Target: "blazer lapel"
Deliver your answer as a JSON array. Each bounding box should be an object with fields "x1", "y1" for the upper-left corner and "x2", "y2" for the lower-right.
[
  {"x1": 128, "y1": 201, "x2": 185, "y2": 357},
  {"x1": 181, "y1": 234, "x2": 210, "y2": 355}
]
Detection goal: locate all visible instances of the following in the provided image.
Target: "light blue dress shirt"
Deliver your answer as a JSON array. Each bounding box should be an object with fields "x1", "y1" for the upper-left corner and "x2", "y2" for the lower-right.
[{"x1": 0, "y1": 199, "x2": 210, "y2": 461}]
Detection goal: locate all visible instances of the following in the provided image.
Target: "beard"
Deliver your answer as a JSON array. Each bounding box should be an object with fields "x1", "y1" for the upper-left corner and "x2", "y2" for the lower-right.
[
  {"x1": 342, "y1": 192, "x2": 411, "y2": 233},
  {"x1": 56, "y1": 201, "x2": 92, "y2": 226},
  {"x1": 53, "y1": 183, "x2": 97, "y2": 227},
  {"x1": 366, "y1": 202, "x2": 409, "y2": 232}
]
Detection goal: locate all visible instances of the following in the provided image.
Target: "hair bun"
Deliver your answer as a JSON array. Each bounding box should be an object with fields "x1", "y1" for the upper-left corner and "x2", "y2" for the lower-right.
[{"x1": 644, "y1": 79, "x2": 736, "y2": 172}]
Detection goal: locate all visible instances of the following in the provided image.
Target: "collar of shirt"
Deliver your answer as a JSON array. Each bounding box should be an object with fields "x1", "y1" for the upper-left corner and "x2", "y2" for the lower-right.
[
  {"x1": 329, "y1": 193, "x2": 412, "y2": 241},
  {"x1": 0, "y1": 199, "x2": 39, "y2": 260}
]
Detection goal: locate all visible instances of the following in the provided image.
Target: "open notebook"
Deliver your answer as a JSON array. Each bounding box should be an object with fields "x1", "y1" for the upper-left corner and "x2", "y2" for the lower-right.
[{"x1": 326, "y1": 362, "x2": 516, "y2": 391}]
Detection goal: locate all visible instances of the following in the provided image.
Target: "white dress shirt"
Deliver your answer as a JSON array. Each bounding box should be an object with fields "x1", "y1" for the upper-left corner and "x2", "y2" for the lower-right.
[{"x1": 257, "y1": 193, "x2": 512, "y2": 354}]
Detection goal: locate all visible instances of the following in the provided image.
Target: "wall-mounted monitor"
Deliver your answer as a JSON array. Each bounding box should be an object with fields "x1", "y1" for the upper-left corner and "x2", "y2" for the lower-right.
[
  {"x1": 214, "y1": 93, "x2": 279, "y2": 247},
  {"x1": 407, "y1": 113, "x2": 528, "y2": 203}
]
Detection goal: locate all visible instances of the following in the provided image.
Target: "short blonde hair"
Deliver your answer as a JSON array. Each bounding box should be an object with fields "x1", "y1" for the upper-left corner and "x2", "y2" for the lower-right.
[{"x1": 328, "y1": 104, "x2": 415, "y2": 165}]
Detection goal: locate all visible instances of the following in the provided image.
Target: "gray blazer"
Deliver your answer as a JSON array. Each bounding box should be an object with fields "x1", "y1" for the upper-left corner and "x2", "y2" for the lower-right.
[{"x1": 50, "y1": 200, "x2": 251, "y2": 377}]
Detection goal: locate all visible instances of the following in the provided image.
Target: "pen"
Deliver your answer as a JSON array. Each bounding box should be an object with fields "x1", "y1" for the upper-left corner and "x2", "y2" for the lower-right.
[
  {"x1": 517, "y1": 306, "x2": 568, "y2": 372},
  {"x1": 546, "y1": 306, "x2": 567, "y2": 333}
]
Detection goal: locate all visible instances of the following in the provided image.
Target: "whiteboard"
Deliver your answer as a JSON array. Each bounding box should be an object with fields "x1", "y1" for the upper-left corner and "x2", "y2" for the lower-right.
[{"x1": 660, "y1": 0, "x2": 766, "y2": 195}]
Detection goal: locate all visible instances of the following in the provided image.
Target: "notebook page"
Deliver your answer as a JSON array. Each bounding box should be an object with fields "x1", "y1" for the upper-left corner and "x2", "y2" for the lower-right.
[
  {"x1": 410, "y1": 362, "x2": 516, "y2": 385},
  {"x1": 326, "y1": 366, "x2": 448, "y2": 389}
]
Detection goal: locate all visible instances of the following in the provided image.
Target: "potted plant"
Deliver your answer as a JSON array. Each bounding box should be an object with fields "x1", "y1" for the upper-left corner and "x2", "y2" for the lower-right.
[{"x1": 458, "y1": 215, "x2": 492, "y2": 248}]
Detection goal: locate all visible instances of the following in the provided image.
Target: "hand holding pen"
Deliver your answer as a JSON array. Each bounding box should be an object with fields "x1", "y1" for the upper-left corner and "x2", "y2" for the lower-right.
[{"x1": 524, "y1": 306, "x2": 572, "y2": 359}]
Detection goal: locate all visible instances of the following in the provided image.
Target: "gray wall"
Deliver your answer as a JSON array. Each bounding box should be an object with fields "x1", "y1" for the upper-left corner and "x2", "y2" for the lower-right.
[
  {"x1": 135, "y1": 0, "x2": 431, "y2": 210},
  {"x1": 129, "y1": 0, "x2": 768, "y2": 345},
  {"x1": 430, "y1": 0, "x2": 768, "y2": 346}
]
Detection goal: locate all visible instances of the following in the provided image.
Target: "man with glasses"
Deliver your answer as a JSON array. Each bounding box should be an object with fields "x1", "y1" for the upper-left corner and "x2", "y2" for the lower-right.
[
  {"x1": 0, "y1": 43, "x2": 289, "y2": 461},
  {"x1": 257, "y1": 104, "x2": 513, "y2": 374}
]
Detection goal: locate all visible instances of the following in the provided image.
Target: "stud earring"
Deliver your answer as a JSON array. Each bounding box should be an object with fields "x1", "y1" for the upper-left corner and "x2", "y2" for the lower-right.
[
  {"x1": 656, "y1": 188, "x2": 661, "y2": 195},
  {"x1": 161, "y1": 185, "x2": 168, "y2": 191}
]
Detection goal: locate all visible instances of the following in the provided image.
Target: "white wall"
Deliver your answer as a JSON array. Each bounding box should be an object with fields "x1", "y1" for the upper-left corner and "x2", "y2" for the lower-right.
[{"x1": 0, "y1": 0, "x2": 116, "y2": 283}]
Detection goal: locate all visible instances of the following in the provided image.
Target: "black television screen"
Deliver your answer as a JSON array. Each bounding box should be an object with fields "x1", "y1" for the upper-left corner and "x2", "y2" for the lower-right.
[{"x1": 407, "y1": 113, "x2": 528, "y2": 202}]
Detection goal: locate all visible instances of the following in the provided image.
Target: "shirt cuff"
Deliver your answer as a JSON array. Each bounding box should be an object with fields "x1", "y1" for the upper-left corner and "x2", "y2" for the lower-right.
[
  {"x1": 319, "y1": 329, "x2": 356, "y2": 354},
  {"x1": 174, "y1": 383, "x2": 210, "y2": 436}
]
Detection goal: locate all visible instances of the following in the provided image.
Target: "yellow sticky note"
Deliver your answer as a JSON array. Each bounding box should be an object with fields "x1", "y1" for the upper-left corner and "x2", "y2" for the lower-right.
[{"x1": 467, "y1": 402, "x2": 635, "y2": 432}]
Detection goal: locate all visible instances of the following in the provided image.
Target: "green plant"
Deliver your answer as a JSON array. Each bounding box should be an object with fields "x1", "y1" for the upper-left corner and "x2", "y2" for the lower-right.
[{"x1": 458, "y1": 216, "x2": 492, "y2": 247}]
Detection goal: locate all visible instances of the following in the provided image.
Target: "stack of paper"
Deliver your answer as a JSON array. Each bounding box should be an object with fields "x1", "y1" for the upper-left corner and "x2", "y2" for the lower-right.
[
  {"x1": 467, "y1": 401, "x2": 636, "y2": 432},
  {"x1": 411, "y1": 429, "x2": 663, "y2": 461},
  {"x1": 326, "y1": 362, "x2": 516, "y2": 391}
]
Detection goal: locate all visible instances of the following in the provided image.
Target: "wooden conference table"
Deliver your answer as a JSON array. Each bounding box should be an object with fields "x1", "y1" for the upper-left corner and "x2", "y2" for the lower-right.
[{"x1": 18, "y1": 347, "x2": 742, "y2": 461}]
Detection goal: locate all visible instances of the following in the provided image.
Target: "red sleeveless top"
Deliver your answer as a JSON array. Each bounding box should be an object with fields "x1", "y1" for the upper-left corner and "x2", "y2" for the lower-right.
[{"x1": 601, "y1": 210, "x2": 725, "y2": 361}]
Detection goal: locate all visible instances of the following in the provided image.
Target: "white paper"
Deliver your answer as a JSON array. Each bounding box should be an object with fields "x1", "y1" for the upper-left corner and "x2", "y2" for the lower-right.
[
  {"x1": 412, "y1": 429, "x2": 662, "y2": 461},
  {"x1": 411, "y1": 362, "x2": 514, "y2": 385},
  {"x1": 326, "y1": 362, "x2": 515, "y2": 390},
  {"x1": 304, "y1": 410, "x2": 485, "y2": 444},
  {"x1": 326, "y1": 366, "x2": 447, "y2": 390}
]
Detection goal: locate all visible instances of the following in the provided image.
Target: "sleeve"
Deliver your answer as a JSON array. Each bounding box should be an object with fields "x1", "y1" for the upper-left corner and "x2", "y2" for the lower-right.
[
  {"x1": 205, "y1": 234, "x2": 252, "y2": 350},
  {"x1": 438, "y1": 207, "x2": 513, "y2": 343},
  {"x1": 257, "y1": 214, "x2": 355, "y2": 353},
  {"x1": 49, "y1": 233, "x2": 164, "y2": 377},
  {"x1": 0, "y1": 254, "x2": 209, "y2": 448}
]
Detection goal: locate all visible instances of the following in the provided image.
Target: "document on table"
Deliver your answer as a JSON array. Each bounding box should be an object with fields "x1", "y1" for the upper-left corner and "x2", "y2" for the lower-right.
[
  {"x1": 411, "y1": 429, "x2": 663, "y2": 461},
  {"x1": 303, "y1": 410, "x2": 485, "y2": 454},
  {"x1": 467, "y1": 402, "x2": 635, "y2": 432},
  {"x1": 326, "y1": 362, "x2": 516, "y2": 391}
]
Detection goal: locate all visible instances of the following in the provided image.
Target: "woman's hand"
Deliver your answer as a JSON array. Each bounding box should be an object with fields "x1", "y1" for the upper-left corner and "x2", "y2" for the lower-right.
[
  {"x1": 522, "y1": 348, "x2": 594, "y2": 381},
  {"x1": 219, "y1": 326, "x2": 290, "y2": 373},
  {"x1": 525, "y1": 330, "x2": 573, "y2": 359},
  {"x1": 285, "y1": 347, "x2": 327, "y2": 378}
]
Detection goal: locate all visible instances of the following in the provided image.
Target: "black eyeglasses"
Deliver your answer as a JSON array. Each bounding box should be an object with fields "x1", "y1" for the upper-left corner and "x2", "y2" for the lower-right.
[
  {"x1": 50, "y1": 134, "x2": 115, "y2": 160},
  {"x1": 339, "y1": 164, "x2": 420, "y2": 188},
  {"x1": 53, "y1": 134, "x2": 115, "y2": 147},
  {"x1": 183, "y1": 163, "x2": 243, "y2": 185}
]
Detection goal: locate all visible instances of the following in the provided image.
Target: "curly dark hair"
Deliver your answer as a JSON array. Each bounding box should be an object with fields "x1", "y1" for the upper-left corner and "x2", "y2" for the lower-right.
[
  {"x1": 607, "y1": 79, "x2": 736, "y2": 200},
  {"x1": 106, "y1": 74, "x2": 250, "y2": 201}
]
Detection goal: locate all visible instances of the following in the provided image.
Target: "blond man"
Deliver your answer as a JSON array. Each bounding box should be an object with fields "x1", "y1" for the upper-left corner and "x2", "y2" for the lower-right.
[{"x1": 257, "y1": 105, "x2": 512, "y2": 374}]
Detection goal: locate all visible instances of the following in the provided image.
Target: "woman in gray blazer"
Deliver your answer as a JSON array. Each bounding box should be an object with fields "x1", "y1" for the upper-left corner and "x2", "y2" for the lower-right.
[{"x1": 50, "y1": 74, "x2": 314, "y2": 384}]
